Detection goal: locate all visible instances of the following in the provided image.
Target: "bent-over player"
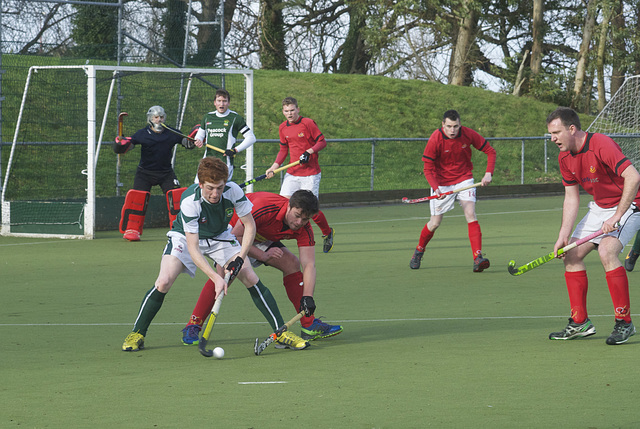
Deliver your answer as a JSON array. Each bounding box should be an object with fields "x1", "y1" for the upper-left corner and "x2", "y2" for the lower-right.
[
  {"x1": 410, "y1": 109, "x2": 496, "y2": 272},
  {"x1": 114, "y1": 105, "x2": 201, "y2": 241},
  {"x1": 181, "y1": 190, "x2": 343, "y2": 346},
  {"x1": 122, "y1": 157, "x2": 308, "y2": 352},
  {"x1": 547, "y1": 107, "x2": 640, "y2": 345}
]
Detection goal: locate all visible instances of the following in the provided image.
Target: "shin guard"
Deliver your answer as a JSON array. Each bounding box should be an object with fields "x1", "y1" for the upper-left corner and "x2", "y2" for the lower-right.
[
  {"x1": 166, "y1": 187, "x2": 187, "y2": 227},
  {"x1": 119, "y1": 190, "x2": 150, "y2": 235}
]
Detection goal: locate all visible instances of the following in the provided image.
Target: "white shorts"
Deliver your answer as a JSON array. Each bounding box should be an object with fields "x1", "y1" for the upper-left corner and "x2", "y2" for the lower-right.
[
  {"x1": 572, "y1": 201, "x2": 640, "y2": 251},
  {"x1": 164, "y1": 229, "x2": 242, "y2": 277},
  {"x1": 280, "y1": 172, "x2": 321, "y2": 198},
  {"x1": 429, "y1": 178, "x2": 476, "y2": 216},
  {"x1": 248, "y1": 241, "x2": 276, "y2": 268}
]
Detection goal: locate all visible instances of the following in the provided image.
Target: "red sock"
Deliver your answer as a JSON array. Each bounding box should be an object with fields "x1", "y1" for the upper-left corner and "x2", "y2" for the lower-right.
[
  {"x1": 565, "y1": 270, "x2": 588, "y2": 323},
  {"x1": 283, "y1": 272, "x2": 314, "y2": 328},
  {"x1": 283, "y1": 272, "x2": 304, "y2": 312},
  {"x1": 468, "y1": 220, "x2": 482, "y2": 258},
  {"x1": 312, "y1": 210, "x2": 331, "y2": 236},
  {"x1": 188, "y1": 279, "x2": 216, "y2": 326},
  {"x1": 606, "y1": 266, "x2": 632, "y2": 322},
  {"x1": 417, "y1": 224, "x2": 435, "y2": 251}
]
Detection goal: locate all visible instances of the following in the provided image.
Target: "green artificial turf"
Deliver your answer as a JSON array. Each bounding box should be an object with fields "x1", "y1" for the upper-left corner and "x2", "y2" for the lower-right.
[{"x1": 2, "y1": 195, "x2": 639, "y2": 428}]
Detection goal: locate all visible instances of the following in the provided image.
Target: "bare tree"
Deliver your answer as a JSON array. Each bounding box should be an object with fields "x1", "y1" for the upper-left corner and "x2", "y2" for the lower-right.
[{"x1": 572, "y1": 0, "x2": 598, "y2": 111}]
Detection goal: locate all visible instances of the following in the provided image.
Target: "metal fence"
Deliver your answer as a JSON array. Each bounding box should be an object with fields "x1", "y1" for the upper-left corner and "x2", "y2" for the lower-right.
[{"x1": 0, "y1": 136, "x2": 559, "y2": 198}]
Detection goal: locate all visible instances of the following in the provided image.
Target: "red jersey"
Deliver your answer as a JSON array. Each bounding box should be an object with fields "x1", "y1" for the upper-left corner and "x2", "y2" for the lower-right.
[
  {"x1": 232, "y1": 192, "x2": 315, "y2": 247},
  {"x1": 559, "y1": 132, "x2": 640, "y2": 208},
  {"x1": 276, "y1": 117, "x2": 327, "y2": 176},
  {"x1": 422, "y1": 126, "x2": 496, "y2": 189}
]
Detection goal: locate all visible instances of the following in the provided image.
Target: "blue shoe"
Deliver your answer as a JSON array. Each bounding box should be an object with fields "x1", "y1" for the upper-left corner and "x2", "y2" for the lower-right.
[
  {"x1": 301, "y1": 318, "x2": 343, "y2": 341},
  {"x1": 181, "y1": 324, "x2": 201, "y2": 345}
]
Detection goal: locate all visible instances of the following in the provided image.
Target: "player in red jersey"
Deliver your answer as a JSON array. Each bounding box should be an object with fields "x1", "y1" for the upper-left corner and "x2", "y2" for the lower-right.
[
  {"x1": 265, "y1": 97, "x2": 335, "y2": 253},
  {"x1": 182, "y1": 190, "x2": 343, "y2": 345},
  {"x1": 410, "y1": 109, "x2": 496, "y2": 272},
  {"x1": 546, "y1": 107, "x2": 640, "y2": 345}
]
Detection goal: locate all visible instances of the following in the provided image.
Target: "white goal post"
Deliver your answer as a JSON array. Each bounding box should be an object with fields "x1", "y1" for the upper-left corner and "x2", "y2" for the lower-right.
[
  {"x1": 587, "y1": 75, "x2": 640, "y2": 168},
  {"x1": 1, "y1": 65, "x2": 254, "y2": 239}
]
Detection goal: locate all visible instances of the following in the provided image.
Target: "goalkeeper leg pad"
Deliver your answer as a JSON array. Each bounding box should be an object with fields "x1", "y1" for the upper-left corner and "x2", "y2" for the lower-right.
[
  {"x1": 120, "y1": 190, "x2": 150, "y2": 238},
  {"x1": 166, "y1": 187, "x2": 187, "y2": 227}
]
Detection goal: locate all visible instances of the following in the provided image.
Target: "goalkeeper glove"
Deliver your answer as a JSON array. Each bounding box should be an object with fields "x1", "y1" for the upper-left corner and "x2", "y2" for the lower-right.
[
  {"x1": 299, "y1": 151, "x2": 311, "y2": 164},
  {"x1": 181, "y1": 138, "x2": 196, "y2": 149},
  {"x1": 299, "y1": 296, "x2": 316, "y2": 317}
]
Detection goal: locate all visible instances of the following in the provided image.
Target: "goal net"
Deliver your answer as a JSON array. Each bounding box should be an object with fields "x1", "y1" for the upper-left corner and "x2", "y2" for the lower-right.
[
  {"x1": 1, "y1": 65, "x2": 253, "y2": 239},
  {"x1": 587, "y1": 75, "x2": 640, "y2": 167}
]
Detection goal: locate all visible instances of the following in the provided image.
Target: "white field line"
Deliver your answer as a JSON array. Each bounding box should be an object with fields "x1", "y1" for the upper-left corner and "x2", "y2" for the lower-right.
[
  {"x1": 0, "y1": 314, "x2": 623, "y2": 327},
  {"x1": 330, "y1": 208, "x2": 563, "y2": 225}
]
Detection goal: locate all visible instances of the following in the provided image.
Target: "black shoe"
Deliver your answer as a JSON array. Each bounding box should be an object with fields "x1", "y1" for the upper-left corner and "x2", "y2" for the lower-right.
[
  {"x1": 625, "y1": 250, "x2": 639, "y2": 272},
  {"x1": 549, "y1": 318, "x2": 596, "y2": 340},
  {"x1": 410, "y1": 250, "x2": 424, "y2": 269},
  {"x1": 473, "y1": 254, "x2": 490, "y2": 272},
  {"x1": 606, "y1": 319, "x2": 636, "y2": 345}
]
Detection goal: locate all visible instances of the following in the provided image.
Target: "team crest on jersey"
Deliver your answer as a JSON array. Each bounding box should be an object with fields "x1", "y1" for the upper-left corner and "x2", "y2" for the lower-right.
[
  {"x1": 225, "y1": 208, "x2": 234, "y2": 218},
  {"x1": 298, "y1": 132, "x2": 305, "y2": 138},
  {"x1": 589, "y1": 165, "x2": 596, "y2": 173},
  {"x1": 462, "y1": 144, "x2": 467, "y2": 148},
  {"x1": 224, "y1": 120, "x2": 229, "y2": 127},
  {"x1": 199, "y1": 217, "x2": 208, "y2": 224}
]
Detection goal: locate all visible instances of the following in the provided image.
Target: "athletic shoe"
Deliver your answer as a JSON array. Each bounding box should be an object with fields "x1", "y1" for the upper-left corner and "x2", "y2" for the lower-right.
[
  {"x1": 473, "y1": 254, "x2": 490, "y2": 272},
  {"x1": 410, "y1": 250, "x2": 424, "y2": 269},
  {"x1": 181, "y1": 324, "x2": 201, "y2": 345},
  {"x1": 625, "y1": 249, "x2": 639, "y2": 272},
  {"x1": 301, "y1": 318, "x2": 343, "y2": 341},
  {"x1": 122, "y1": 332, "x2": 145, "y2": 351},
  {"x1": 548, "y1": 318, "x2": 596, "y2": 340},
  {"x1": 123, "y1": 229, "x2": 141, "y2": 241},
  {"x1": 605, "y1": 319, "x2": 636, "y2": 345},
  {"x1": 323, "y1": 228, "x2": 335, "y2": 253},
  {"x1": 274, "y1": 330, "x2": 310, "y2": 350}
]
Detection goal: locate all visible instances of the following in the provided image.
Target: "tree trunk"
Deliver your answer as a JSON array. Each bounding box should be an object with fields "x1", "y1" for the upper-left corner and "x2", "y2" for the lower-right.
[
  {"x1": 338, "y1": 1, "x2": 370, "y2": 74},
  {"x1": 163, "y1": 0, "x2": 187, "y2": 65},
  {"x1": 610, "y1": 0, "x2": 625, "y2": 95},
  {"x1": 530, "y1": 0, "x2": 544, "y2": 76},
  {"x1": 596, "y1": 2, "x2": 611, "y2": 111},
  {"x1": 572, "y1": 0, "x2": 597, "y2": 111},
  {"x1": 191, "y1": 0, "x2": 236, "y2": 67},
  {"x1": 448, "y1": 0, "x2": 479, "y2": 86},
  {"x1": 259, "y1": 0, "x2": 287, "y2": 70}
]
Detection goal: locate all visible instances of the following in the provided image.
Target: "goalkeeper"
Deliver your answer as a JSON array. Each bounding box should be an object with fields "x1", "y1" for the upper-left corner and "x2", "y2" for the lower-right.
[{"x1": 113, "y1": 105, "x2": 201, "y2": 241}]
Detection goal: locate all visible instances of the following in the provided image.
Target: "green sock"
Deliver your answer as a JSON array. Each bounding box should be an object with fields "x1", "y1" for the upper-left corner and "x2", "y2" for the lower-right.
[
  {"x1": 247, "y1": 281, "x2": 284, "y2": 331},
  {"x1": 132, "y1": 286, "x2": 166, "y2": 336},
  {"x1": 633, "y1": 232, "x2": 640, "y2": 254}
]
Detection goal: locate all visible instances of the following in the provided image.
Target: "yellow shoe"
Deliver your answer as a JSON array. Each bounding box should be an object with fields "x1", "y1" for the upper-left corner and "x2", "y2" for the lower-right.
[
  {"x1": 275, "y1": 330, "x2": 310, "y2": 350},
  {"x1": 122, "y1": 332, "x2": 145, "y2": 351}
]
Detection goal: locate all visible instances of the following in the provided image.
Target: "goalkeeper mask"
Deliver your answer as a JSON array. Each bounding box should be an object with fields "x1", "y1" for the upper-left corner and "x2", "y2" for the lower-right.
[{"x1": 147, "y1": 105, "x2": 166, "y2": 132}]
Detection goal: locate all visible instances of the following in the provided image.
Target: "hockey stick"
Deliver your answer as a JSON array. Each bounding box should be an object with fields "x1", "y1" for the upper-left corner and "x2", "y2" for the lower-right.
[
  {"x1": 254, "y1": 311, "x2": 305, "y2": 356},
  {"x1": 118, "y1": 112, "x2": 128, "y2": 137},
  {"x1": 507, "y1": 229, "x2": 608, "y2": 276},
  {"x1": 159, "y1": 122, "x2": 227, "y2": 155},
  {"x1": 198, "y1": 273, "x2": 231, "y2": 357},
  {"x1": 239, "y1": 160, "x2": 301, "y2": 189},
  {"x1": 402, "y1": 182, "x2": 482, "y2": 204}
]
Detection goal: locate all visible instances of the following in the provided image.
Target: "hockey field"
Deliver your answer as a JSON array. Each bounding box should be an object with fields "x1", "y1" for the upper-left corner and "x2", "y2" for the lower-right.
[{"x1": 1, "y1": 195, "x2": 639, "y2": 428}]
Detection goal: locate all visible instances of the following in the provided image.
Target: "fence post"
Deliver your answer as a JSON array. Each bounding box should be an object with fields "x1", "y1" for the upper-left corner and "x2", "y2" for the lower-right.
[
  {"x1": 544, "y1": 137, "x2": 548, "y2": 174},
  {"x1": 521, "y1": 139, "x2": 525, "y2": 184},
  {"x1": 370, "y1": 139, "x2": 376, "y2": 191}
]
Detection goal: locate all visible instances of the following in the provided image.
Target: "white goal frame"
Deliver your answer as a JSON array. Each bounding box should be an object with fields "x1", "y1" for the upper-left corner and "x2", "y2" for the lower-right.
[{"x1": 1, "y1": 65, "x2": 254, "y2": 239}]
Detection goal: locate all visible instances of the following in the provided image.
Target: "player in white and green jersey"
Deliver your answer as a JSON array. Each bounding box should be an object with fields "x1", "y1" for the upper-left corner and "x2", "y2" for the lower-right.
[
  {"x1": 122, "y1": 157, "x2": 309, "y2": 352},
  {"x1": 194, "y1": 88, "x2": 256, "y2": 179}
]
